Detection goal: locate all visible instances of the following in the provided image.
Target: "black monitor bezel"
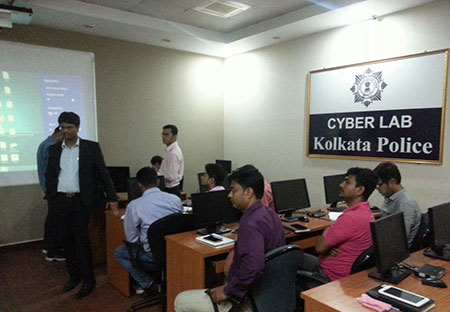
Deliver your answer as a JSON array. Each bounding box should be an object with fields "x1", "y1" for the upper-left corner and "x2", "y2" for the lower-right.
[
  {"x1": 323, "y1": 173, "x2": 346, "y2": 206},
  {"x1": 107, "y1": 166, "x2": 130, "y2": 193},
  {"x1": 215, "y1": 159, "x2": 232, "y2": 174},
  {"x1": 271, "y1": 178, "x2": 311, "y2": 217},
  {"x1": 428, "y1": 202, "x2": 450, "y2": 255},
  {"x1": 191, "y1": 190, "x2": 242, "y2": 233},
  {"x1": 371, "y1": 212, "x2": 410, "y2": 275}
]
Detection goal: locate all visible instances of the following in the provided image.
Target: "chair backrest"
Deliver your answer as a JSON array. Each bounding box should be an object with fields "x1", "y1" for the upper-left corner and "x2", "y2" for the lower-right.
[
  {"x1": 350, "y1": 245, "x2": 375, "y2": 274},
  {"x1": 147, "y1": 213, "x2": 195, "y2": 268},
  {"x1": 410, "y1": 213, "x2": 430, "y2": 252},
  {"x1": 249, "y1": 245, "x2": 302, "y2": 312}
]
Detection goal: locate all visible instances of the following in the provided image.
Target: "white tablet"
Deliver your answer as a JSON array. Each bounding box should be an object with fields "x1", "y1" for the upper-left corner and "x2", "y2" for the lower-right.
[{"x1": 378, "y1": 285, "x2": 430, "y2": 308}]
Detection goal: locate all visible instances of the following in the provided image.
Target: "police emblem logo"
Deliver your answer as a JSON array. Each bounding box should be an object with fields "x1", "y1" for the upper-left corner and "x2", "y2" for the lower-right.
[{"x1": 350, "y1": 68, "x2": 387, "y2": 107}]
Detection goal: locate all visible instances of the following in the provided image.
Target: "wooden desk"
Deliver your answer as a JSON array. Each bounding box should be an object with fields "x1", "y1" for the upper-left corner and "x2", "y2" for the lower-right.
[
  {"x1": 105, "y1": 209, "x2": 130, "y2": 296},
  {"x1": 165, "y1": 217, "x2": 333, "y2": 312},
  {"x1": 301, "y1": 251, "x2": 450, "y2": 311}
]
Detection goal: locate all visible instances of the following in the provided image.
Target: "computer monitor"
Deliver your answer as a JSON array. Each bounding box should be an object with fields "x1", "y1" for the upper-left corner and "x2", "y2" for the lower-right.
[
  {"x1": 271, "y1": 178, "x2": 310, "y2": 222},
  {"x1": 215, "y1": 159, "x2": 232, "y2": 174},
  {"x1": 127, "y1": 177, "x2": 142, "y2": 201},
  {"x1": 107, "y1": 166, "x2": 130, "y2": 192},
  {"x1": 197, "y1": 172, "x2": 209, "y2": 193},
  {"x1": 157, "y1": 175, "x2": 165, "y2": 191},
  {"x1": 368, "y1": 212, "x2": 412, "y2": 284},
  {"x1": 424, "y1": 202, "x2": 450, "y2": 261},
  {"x1": 323, "y1": 173, "x2": 346, "y2": 207},
  {"x1": 192, "y1": 190, "x2": 242, "y2": 235},
  {"x1": 127, "y1": 176, "x2": 166, "y2": 201}
]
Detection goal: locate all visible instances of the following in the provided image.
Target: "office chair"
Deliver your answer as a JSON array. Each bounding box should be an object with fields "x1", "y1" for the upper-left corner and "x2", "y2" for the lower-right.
[
  {"x1": 247, "y1": 244, "x2": 302, "y2": 312},
  {"x1": 297, "y1": 245, "x2": 375, "y2": 290},
  {"x1": 410, "y1": 213, "x2": 431, "y2": 253},
  {"x1": 126, "y1": 213, "x2": 195, "y2": 312}
]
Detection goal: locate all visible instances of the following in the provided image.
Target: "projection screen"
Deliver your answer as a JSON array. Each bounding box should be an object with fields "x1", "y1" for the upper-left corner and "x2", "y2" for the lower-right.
[{"x1": 0, "y1": 41, "x2": 97, "y2": 187}]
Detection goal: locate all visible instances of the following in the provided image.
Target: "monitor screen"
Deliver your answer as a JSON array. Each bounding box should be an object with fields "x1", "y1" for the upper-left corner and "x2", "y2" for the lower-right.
[
  {"x1": 428, "y1": 202, "x2": 450, "y2": 255},
  {"x1": 107, "y1": 166, "x2": 130, "y2": 193},
  {"x1": 271, "y1": 178, "x2": 310, "y2": 218},
  {"x1": 323, "y1": 173, "x2": 346, "y2": 206},
  {"x1": 157, "y1": 175, "x2": 165, "y2": 191},
  {"x1": 369, "y1": 212, "x2": 411, "y2": 283},
  {"x1": 215, "y1": 159, "x2": 232, "y2": 174},
  {"x1": 192, "y1": 190, "x2": 242, "y2": 234},
  {"x1": 127, "y1": 177, "x2": 142, "y2": 201}
]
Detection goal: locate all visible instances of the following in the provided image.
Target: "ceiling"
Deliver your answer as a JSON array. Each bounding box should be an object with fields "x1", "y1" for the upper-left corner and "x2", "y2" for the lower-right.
[{"x1": 11, "y1": 0, "x2": 436, "y2": 58}]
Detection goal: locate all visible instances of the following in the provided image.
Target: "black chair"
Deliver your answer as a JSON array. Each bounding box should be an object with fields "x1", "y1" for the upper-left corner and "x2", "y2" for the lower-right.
[
  {"x1": 297, "y1": 245, "x2": 375, "y2": 289},
  {"x1": 247, "y1": 245, "x2": 302, "y2": 312},
  {"x1": 410, "y1": 213, "x2": 431, "y2": 252},
  {"x1": 126, "y1": 213, "x2": 195, "y2": 312}
]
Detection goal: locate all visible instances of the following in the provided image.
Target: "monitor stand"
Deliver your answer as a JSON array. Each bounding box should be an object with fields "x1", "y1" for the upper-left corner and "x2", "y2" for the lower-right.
[
  {"x1": 281, "y1": 210, "x2": 298, "y2": 222},
  {"x1": 368, "y1": 266, "x2": 412, "y2": 284},
  {"x1": 197, "y1": 225, "x2": 232, "y2": 235},
  {"x1": 424, "y1": 247, "x2": 450, "y2": 261}
]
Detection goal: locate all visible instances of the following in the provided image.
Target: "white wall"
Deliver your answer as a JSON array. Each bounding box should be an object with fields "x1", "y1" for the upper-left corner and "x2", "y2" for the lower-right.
[{"x1": 223, "y1": 0, "x2": 450, "y2": 210}]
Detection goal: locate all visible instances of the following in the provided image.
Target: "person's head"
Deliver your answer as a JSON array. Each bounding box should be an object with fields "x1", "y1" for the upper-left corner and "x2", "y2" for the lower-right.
[
  {"x1": 58, "y1": 112, "x2": 80, "y2": 141},
  {"x1": 227, "y1": 165, "x2": 264, "y2": 211},
  {"x1": 339, "y1": 167, "x2": 378, "y2": 205},
  {"x1": 201, "y1": 163, "x2": 226, "y2": 190},
  {"x1": 136, "y1": 167, "x2": 158, "y2": 190},
  {"x1": 373, "y1": 162, "x2": 402, "y2": 198},
  {"x1": 151, "y1": 155, "x2": 163, "y2": 171},
  {"x1": 162, "y1": 124, "x2": 178, "y2": 146},
  {"x1": 51, "y1": 126, "x2": 65, "y2": 143}
]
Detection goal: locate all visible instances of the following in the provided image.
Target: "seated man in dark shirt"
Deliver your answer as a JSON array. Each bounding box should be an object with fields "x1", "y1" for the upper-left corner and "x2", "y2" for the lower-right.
[{"x1": 174, "y1": 165, "x2": 285, "y2": 312}]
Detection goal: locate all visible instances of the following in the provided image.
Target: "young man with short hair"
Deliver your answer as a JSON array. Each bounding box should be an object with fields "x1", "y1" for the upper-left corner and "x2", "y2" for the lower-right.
[
  {"x1": 114, "y1": 167, "x2": 183, "y2": 294},
  {"x1": 201, "y1": 163, "x2": 226, "y2": 192},
  {"x1": 299, "y1": 167, "x2": 377, "y2": 290},
  {"x1": 46, "y1": 112, "x2": 118, "y2": 299},
  {"x1": 174, "y1": 165, "x2": 285, "y2": 312},
  {"x1": 159, "y1": 124, "x2": 184, "y2": 197},
  {"x1": 374, "y1": 162, "x2": 421, "y2": 247}
]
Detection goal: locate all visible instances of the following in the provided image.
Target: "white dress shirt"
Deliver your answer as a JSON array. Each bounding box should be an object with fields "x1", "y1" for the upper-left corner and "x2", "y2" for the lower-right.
[
  {"x1": 159, "y1": 141, "x2": 184, "y2": 188},
  {"x1": 57, "y1": 138, "x2": 80, "y2": 193}
]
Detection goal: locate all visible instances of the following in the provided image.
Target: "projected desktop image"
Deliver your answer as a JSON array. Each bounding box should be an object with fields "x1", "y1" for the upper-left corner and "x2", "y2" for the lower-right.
[
  {"x1": 424, "y1": 202, "x2": 450, "y2": 261},
  {"x1": 271, "y1": 178, "x2": 311, "y2": 222},
  {"x1": 192, "y1": 190, "x2": 242, "y2": 235},
  {"x1": 369, "y1": 212, "x2": 412, "y2": 284}
]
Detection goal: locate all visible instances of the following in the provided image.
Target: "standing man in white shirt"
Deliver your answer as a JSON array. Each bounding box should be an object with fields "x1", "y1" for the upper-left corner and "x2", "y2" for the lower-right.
[{"x1": 159, "y1": 124, "x2": 184, "y2": 197}]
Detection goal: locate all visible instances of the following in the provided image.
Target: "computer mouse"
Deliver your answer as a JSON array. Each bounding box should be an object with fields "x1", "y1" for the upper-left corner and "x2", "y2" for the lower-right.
[
  {"x1": 421, "y1": 278, "x2": 447, "y2": 288},
  {"x1": 298, "y1": 216, "x2": 309, "y2": 223}
]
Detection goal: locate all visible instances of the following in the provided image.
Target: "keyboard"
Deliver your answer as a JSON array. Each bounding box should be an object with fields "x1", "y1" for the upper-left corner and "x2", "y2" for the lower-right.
[{"x1": 307, "y1": 210, "x2": 327, "y2": 218}]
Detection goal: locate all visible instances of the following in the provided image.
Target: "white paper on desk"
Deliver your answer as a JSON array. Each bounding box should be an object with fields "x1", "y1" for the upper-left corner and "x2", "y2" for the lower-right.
[{"x1": 328, "y1": 212, "x2": 343, "y2": 221}]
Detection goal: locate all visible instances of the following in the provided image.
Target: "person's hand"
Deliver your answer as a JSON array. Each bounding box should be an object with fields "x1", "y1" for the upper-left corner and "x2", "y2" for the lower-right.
[
  {"x1": 106, "y1": 201, "x2": 119, "y2": 215},
  {"x1": 210, "y1": 285, "x2": 229, "y2": 303},
  {"x1": 329, "y1": 247, "x2": 339, "y2": 257}
]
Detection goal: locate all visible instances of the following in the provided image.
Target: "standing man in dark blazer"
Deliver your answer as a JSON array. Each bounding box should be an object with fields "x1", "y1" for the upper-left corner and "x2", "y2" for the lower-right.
[{"x1": 46, "y1": 112, "x2": 119, "y2": 299}]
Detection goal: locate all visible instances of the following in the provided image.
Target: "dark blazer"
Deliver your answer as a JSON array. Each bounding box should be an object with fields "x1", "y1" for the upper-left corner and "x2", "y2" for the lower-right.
[{"x1": 46, "y1": 139, "x2": 117, "y2": 209}]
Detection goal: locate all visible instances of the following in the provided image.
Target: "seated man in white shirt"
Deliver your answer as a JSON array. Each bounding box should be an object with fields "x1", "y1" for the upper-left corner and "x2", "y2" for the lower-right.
[
  {"x1": 114, "y1": 167, "x2": 183, "y2": 294},
  {"x1": 200, "y1": 163, "x2": 226, "y2": 192}
]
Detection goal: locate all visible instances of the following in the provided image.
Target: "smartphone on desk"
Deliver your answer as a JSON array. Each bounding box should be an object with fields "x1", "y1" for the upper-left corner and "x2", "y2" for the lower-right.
[
  {"x1": 289, "y1": 223, "x2": 310, "y2": 233},
  {"x1": 378, "y1": 285, "x2": 430, "y2": 307},
  {"x1": 204, "y1": 234, "x2": 223, "y2": 243}
]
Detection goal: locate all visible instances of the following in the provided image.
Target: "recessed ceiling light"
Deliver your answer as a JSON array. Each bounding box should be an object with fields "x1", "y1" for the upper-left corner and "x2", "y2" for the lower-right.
[
  {"x1": 162, "y1": 39, "x2": 171, "y2": 43},
  {"x1": 194, "y1": 1, "x2": 250, "y2": 18},
  {"x1": 273, "y1": 36, "x2": 281, "y2": 40},
  {"x1": 82, "y1": 24, "x2": 94, "y2": 29}
]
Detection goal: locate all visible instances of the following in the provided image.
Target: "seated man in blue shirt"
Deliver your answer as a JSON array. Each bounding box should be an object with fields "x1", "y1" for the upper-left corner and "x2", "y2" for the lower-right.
[
  {"x1": 114, "y1": 167, "x2": 183, "y2": 294},
  {"x1": 174, "y1": 165, "x2": 285, "y2": 312}
]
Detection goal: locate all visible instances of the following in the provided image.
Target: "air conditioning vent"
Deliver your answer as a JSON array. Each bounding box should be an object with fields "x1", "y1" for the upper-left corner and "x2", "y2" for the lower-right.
[{"x1": 194, "y1": 1, "x2": 250, "y2": 18}]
